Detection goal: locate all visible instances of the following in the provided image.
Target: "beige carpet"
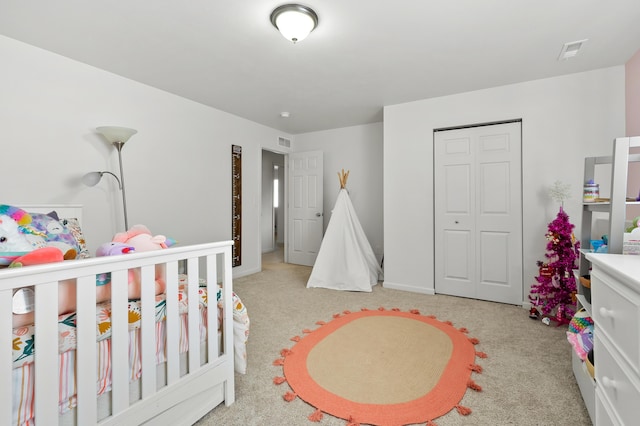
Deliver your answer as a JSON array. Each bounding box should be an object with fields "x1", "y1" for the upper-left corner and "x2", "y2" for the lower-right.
[{"x1": 196, "y1": 247, "x2": 591, "y2": 425}]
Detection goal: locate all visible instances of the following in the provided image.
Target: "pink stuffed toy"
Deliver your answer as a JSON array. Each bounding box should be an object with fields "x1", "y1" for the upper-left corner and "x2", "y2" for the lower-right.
[{"x1": 111, "y1": 225, "x2": 169, "y2": 300}]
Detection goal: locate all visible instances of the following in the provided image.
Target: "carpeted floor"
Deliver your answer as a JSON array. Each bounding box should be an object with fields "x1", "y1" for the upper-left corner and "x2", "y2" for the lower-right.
[{"x1": 196, "y1": 248, "x2": 591, "y2": 426}]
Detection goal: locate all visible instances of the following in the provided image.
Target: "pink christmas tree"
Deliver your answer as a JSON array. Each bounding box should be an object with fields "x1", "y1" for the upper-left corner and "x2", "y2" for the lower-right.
[{"x1": 529, "y1": 207, "x2": 580, "y2": 324}]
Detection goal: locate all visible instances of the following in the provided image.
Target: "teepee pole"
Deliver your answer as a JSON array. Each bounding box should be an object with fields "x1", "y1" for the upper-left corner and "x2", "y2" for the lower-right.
[{"x1": 338, "y1": 169, "x2": 350, "y2": 189}]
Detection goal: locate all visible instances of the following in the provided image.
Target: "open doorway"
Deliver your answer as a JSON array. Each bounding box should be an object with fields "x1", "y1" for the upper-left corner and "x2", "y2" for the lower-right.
[{"x1": 261, "y1": 149, "x2": 285, "y2": 265}]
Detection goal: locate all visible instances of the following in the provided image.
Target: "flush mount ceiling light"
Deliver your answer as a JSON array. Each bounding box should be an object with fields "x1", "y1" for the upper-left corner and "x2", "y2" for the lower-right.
[{"x1": 270, "y1": 4, "x2": 318, "y2": 43}]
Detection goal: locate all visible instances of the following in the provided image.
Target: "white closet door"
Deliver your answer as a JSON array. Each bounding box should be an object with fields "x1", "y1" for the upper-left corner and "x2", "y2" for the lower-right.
[{"x1": 434, "y1": 122, "x2": 522, "y2": 305}]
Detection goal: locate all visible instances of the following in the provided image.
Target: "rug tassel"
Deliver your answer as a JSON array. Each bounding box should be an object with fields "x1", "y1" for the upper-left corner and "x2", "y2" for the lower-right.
[
  {"x1": 426, "y1": 420, "x2": 438, "y2": 426},
  {"x1": 427, "y1": 314, "x2": 436, "y2": 319},
  {"x1": 343, "y1": 310, "x2": 352, "y2": 315},
  {"x1": 302, "y1": 328, "x2": 313, "y2": 334},
  {"x1": 475, "y1": 351, "x2": 488, "y2": 358},
  {"x1": 316, "y1": 320, "x2": 326, "y2": 326},
  {"x1": 391, "y1": 307, "x2": 401, "y2": 311},
  {"x1": 346, "y1": 416, "x2": 360, "y2": 426},
  {"x1": 469, "y1": 363, "x2": 483, "y2": 373},
  {"x1": 409, "y1": 309, "x2": 420, "y2": 315},
  {"x1": 467, "y1": 379, "x2": 482, "y2": 391},
  {"x1": 273, "y1": 358, "x2": 285, "y2": 366},
  {"x1": 378, "y1": 306, "x2": 386, "y2": 311},
  {"x1": 290, "y1": 336, "x2": 301, "y2": 342},
  {"x1": 459, "y1": 327, "x2": 469, "y2": 333},
  {"x1": 333, "y1": 313, "x2": 342, "y2": 318},
  {"x1": 361, "y1": 307, "x2": 369, "y2": 311},
  {"x1": 283, "y1": 391, "x2": 297, "y2": 402},
  {"x1": 280, "y1": 348, "x2": 293, "y2": 357},
  {"x1": 308, "y1": 409, "x2": 324, "y2": 422},
  {"x1": 468, "y1": 337, "x2": 480, "y2": 345},
  {"x1": 273, "y1": 376, "x2": 287, "y2": 385},
  {"x1": 456, "y1": 404, "x2": 472, "y2": 416}
]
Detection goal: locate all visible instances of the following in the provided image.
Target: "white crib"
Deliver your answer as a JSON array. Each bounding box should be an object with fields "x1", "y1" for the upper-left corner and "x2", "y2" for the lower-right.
[{"x1": 0, "y1": 236, "x2": 235, "y2": 425}]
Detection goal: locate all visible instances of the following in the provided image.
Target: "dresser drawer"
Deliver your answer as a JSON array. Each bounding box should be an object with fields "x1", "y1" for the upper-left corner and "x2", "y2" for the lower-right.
[
  {"x1": 596, "y1": 387, "x2": 621, "y2": 426},
  {"x1": 592, "y1": 269, "x2": 640, "y2": 375},
  {"x1": 594, "y1": 335, "x2": 640, "y2": 426}
]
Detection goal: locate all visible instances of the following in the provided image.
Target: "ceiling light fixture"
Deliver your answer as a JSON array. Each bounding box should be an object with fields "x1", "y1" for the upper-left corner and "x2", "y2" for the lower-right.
[{"x1": 270, "y1": 4, "x2": 318, "y2": 44}]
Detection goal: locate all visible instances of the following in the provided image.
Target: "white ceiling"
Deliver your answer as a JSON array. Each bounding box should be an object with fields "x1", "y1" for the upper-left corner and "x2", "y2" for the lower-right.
[{"x1": 2, "y1": 1, "x2": 640, "y2": 135}]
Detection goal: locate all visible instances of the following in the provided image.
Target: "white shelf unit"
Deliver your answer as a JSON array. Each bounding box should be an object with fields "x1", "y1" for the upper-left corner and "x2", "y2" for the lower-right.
[{"x1": 575, "y1": 136, "x2": 640, "y2": 424}]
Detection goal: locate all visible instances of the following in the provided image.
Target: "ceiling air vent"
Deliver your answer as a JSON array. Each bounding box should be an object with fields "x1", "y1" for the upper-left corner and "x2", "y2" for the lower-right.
[
  {"x1": 558, "y1": 39, "x2": 588, "y2": 60},
  {"x1": 278, "y1": 136, "x2": 291, "y2": 148}
]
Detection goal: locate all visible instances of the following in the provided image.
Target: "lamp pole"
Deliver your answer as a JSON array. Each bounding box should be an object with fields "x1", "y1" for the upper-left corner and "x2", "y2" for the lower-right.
[{"x1": 114, "y1": 141, "x2": 129, "y2": 230}]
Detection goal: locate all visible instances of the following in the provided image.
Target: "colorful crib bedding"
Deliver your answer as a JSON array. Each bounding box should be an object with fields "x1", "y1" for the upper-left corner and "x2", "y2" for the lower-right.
[
  {"x1": 11, "y1": 275, "x2": 249, "y2": 424},
  {"x1": 12, "y1": 275, "x2": 249, "y2": 369}
]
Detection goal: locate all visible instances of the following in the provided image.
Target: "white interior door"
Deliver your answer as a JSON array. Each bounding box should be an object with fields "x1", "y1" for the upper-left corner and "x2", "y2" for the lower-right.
[
  {"x1": 434, "y1": 122, "x2": 522, "y2": 304},
  {"x1": 288, "y1": 150, "x2": 324, "y2": 266}
]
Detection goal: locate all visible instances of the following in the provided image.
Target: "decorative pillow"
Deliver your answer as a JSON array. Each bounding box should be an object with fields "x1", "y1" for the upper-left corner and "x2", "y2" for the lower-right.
[
  {"x1": 25, "y1": 211, "x2": 84, "y2": 260},
  {"x1": 60, "y1": 217, "x2": 90, "y2": 259}
]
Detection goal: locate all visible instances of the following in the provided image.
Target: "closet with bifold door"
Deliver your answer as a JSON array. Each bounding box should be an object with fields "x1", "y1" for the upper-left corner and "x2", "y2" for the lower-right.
[{"x1": 434, "y1": 121, "x2": 522, "y2": 304}]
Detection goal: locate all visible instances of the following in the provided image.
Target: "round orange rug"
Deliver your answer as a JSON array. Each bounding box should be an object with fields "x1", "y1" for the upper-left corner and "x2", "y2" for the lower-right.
[{"x1": 273, "y1": 308, "x2": 486, "y2": 426}]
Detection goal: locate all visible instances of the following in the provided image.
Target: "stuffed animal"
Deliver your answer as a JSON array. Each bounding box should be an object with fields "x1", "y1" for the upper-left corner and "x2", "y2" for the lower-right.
[
  {"x1": 95, "y1": 242, "x2": 136, "y2": 302},
  {"x1": 0, "y1": 206, "x2": 41, "y2": 266},
  {"x1": 96, "y1": 241, "x2": 136, "y2": 256},
  {"x1": 112, "y1": 224, "x2": 169, "y2": 251},
  {"x1": 0, "y1": 204, "x2": 80, "y2": 261},
  {"x1": 109, "y1": 225, "x2": 170, "y2": 299},
  {"x1": 26, "y1": 210, "x2": 81, "y2": 260},
  {"x1": 1, "y1": 205, "x2": 77, "y2": 328}
]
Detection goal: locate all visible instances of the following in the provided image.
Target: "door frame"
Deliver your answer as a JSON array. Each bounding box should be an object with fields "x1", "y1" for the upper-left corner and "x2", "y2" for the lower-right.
[
  {"x1": 433, "y1": 119, "x2": 524, "y2": 304},
  {"x1": 261, "y1": 149, "x2": 289, "y2": 264}
]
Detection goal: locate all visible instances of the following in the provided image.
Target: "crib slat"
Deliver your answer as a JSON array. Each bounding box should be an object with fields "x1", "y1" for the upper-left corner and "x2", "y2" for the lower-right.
[
  {"x1": 140, "y1": 264, "x2": 156, "y2": 398},
  {"x1": 34, "y1": 281, "x2": 59, "y2": 424},
  {"x1": 187, "y1": 257, "x2": 200, "y2": 372},
  {"x1": 165, "y1": 261, "x2": 180, "y2": 385},
  {"x1": 222, "y1": 245, "x2": 235, "y2": 405},
  {"x1": 0, "y1": 290, "x2": 12, "y2": 426},
  {"x1": 76, "y1": 274, "x2": 97, "y2": 424},
  {"x1": 110, "y1": 269, "x2": 129, "y2": 415},
  {"x1": 206, "y1": 254, "x2": 219, "y2": 362}
]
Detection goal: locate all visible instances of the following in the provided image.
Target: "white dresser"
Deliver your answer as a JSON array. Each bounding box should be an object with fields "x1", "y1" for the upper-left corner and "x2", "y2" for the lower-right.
[{"x1": 586, "y1": 253, "x2": 640, "y2": 425}]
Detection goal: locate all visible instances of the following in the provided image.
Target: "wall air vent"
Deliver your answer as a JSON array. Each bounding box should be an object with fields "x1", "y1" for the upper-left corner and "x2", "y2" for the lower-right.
[
  {"x1": 558, "y1": 39, "x2": 588, "y2": 60},
  {"x1": 278, "y1": 136, "x2": 291, "y2": 148}
]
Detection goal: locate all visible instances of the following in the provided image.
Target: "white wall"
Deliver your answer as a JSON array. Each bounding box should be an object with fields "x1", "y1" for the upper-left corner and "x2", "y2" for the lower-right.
[
  {"x1": 626, "y1": 48, "x2": 640, "y2": 137},
  {"x1": 625, "y1": 49, "x2": 640, "y2": 221},
  {"x1": 295, "y1": 123, "x2": 384, "y2": 262},
  {"x1": 1, "y1": 35, "x2": 291, "y2": 278},
  {"x1": 384, "y1": 67, "x2": 626, "y2": 299}
]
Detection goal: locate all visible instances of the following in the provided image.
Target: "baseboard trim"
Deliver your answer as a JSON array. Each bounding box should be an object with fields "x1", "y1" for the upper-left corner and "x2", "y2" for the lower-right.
[{"x1": 383, "y1": 281, "x2": 435, "y2": 295}]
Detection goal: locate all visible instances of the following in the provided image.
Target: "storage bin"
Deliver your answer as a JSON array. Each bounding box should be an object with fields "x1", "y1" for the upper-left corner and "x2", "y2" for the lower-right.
[{"x1": 579, "y1": 275, "x2": 591, "y2": 304}]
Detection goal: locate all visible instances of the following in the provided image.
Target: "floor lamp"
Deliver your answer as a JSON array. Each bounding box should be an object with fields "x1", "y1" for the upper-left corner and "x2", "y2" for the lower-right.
[{"x1": 83, "y1": 126, "x2": 137, "y2": 230}]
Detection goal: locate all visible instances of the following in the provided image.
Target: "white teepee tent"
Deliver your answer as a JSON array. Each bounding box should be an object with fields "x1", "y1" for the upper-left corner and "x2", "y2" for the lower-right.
[{"x1": 307, "y1": 170, "x2": 383, "y2": 292}]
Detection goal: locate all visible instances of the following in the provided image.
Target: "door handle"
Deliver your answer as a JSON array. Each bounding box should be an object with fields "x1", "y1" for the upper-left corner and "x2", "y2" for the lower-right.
[
  {"x1": 316, "y1": 213, "x2": 322, "y2": 217},
  {"x1": 455, "y1": 220, "x2": 459, "y2": 224}
]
